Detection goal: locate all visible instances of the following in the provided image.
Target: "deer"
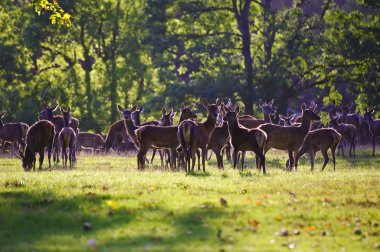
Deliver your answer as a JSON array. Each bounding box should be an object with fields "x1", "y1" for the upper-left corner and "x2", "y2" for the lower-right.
[
  {"x1": 76, "y1": 132, "x2": 105, "y2": 154},
  {"x1": 0, "y1": 112, "x2": 29, "y2": 155},
  {"x1": 132, "y1": 106, "x2": 160, "y2": 127},
  {"x1": 222, "y1": 105, "x2": 267, "y2": 173},
  {"x1": 178, "y1": 98, "x2": 222, "y2": 173},
  {"x1": 329, "y1": 117, "x2": 356, "y2": 157},
  {"x1": 58, "y1": 107, "x2": 77, "y2": 168},
  {"x1": 294, "y1": 128, "x2": 342, "y2": 171},
  {"x1": 17, "y1": 120, "x2": 55, "y2": 171},
  {"x1": 103, "y1": 120, "x2": 137, "y2": 153},
  {"x1": 363, "y1": 107, "x2": 380, "y2": 156},
  {"x1": 128, "y1": 103, "x2": 197, "y2": 170},
  {"x1": 258, "y1": 103, "x2": 321, "y2": 171},
  {"x1": 38, "y1": 103, "x2": 79, "y2": 163},
  {"x1": 278, "y1": 114, "x2": 295, "y2": 126},
  {"x1": 237, "y1": 99, "x2": 276, "y2": 129}
]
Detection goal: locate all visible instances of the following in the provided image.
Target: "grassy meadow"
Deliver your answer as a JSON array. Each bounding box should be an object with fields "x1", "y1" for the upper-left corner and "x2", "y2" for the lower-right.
[{"x1": 0, "y1": 149, "x2": 379, "y2": 251}]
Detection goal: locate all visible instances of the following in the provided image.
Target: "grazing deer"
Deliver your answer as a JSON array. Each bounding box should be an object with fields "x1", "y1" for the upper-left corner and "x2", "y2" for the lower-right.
[
  {"x1": 363, "y1": 107, "x2": 380, "y2": 156},
  {"x1": 58, "y1": 107, "x2": 77, "y2": 168},
  {"x1": 222, "y1": 105, "x2": 267, "y2": 173},
  {"x1": 178, "y1": 98, "x2": 222, "y2": 172},
  {"x1": 38, "y1": 103, "x2": 79, "y2": 163},
  {"x1": 0, "y1": 112, "x2": 29, "y2": 155},
  {"x1": 295, "y1": 128, "x2": 341, "y2": 171},
  {"x1": 258, "y1": 103, "x2": 320, "y2": 171},
  {"x1": 17, "y1": 120, "x2": 55, "y2": 171},
  {"x1": 329, "y1": 117, "x2": 356, "y2": 157},
  {"x1": 76, "y1": 132, "x2": 105, "y2": 153},
  {"x1": 130, "y1": 104, "x2": 197, "y2": 170}
]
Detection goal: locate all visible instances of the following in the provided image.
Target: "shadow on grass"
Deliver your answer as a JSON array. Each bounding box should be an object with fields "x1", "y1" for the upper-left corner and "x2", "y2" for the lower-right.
[{"x1": 186, "y1": 171, "x2": 211, "y2": 177}]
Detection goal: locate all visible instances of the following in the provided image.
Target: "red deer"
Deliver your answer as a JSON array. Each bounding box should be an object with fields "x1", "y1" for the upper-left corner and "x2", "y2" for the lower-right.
[
  {"x1": 132, "y1": 106, "x2": 160, "y2": 126},
  {"x1": 38, "y1": 103, "x2": 79, "y2": 163},
  {"x1": 128, "y1": 104, "x2": 197, "y2": 170},
  {"x1": 258, "y1": 103, "x2": 320, "y2": 171},
  {"x1": 76, "y1": 132, "x2": 105, "y2": 153},
  {"x1": 330, "y1": 117, "x2": 356, "y2": 157},
  {"x1": 17, "y1": 120, "x2": 54, "y2": 171},
  {"x1": 278, "y1": 114, "x2": 295, "y2": 126},
  {"x1": 280, "y1": 114, "x2": 322, "y2": 130},
  {"x1": 294, "y1": 128, "x2": 341, "y2": 171},
  {"x1": 103, "y1": 120, "x2": 137, "y2": 153},
  {"x1": 178, "y1": 98, "x2": 222, "y2": 172},
  {"x1": 0, "y1": 112, "x2": 29, "y2": 155},
  {"x1": 222, "y1": 105, "x2": 267, "y2": 173},
  {"x1": 237, "y1": 99, "x2": 276, "y2": 128},
  {"x1": 363, "y1": 107, "x2": 380, "y2": 156},
  {"x1": 58, "y1": 107, "x2": 77, "y2": 168}
]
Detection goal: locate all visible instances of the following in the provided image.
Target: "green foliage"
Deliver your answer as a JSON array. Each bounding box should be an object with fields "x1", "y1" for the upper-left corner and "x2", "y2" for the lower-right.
[{"x1": 0, "y1": 0, "x2": 379, "y2": 130}]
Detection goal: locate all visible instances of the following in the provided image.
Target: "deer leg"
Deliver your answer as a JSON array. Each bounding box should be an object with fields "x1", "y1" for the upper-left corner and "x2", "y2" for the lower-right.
[
  {"x1": 201, "y1": 148, "x2": 207, "y2": 172},
  {"x1": 214, "y1": 148, "x2": 223, "y2": 169},
  {"x1": 320, "y1": 148, "x2": 329, "y2": 171},
  {"x1": 309, "y1": 151, "x2": 315, "y2": 171},
  {"x1": 225, "y1": 144, "x2": 231, "y2": 161},
  {"x1": 232, "y1": 149, "x2": 238, "y2": 169},
  {"x1": 352, "y1": 136, "x2": 356, "y2": 157},
  {"x1": 293, "y1": 150, "x2": 298, "y2": 171},
  {"x1": 150, "y1": 149, "x2": 156, "y2": 164},
  {"x1": 38, "y1": 151, "x2": 44, "y2": 170},
  {"x1": 240, "y1": 151, "x2": 245, "y2": 170},
  {"x1": 331, "y1": 145, "x2": 337, "y2": 171},
  {"x1": 170, "y1": 148, "x2": 177, "y2": 171},
  {"x1": 158, "y1": 150, "x2": 164, "y2": 169},
  {"x1": 372, "y1": 136, "x2": 376, "y2": 157},
  {"x1": 287, "y1": 149, "x2": 294, "y2": 171},
  {"x1": 340, "y1": 141, "x2": 345, "y2": 157}
]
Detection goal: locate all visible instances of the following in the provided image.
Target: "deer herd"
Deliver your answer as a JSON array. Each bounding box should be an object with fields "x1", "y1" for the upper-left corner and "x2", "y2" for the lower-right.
[{"x1": 0, "y1": 98, "x2": 378, "y2": 173}]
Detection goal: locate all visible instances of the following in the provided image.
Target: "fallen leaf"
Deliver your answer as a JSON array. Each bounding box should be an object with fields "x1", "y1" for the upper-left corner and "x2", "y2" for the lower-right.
[{"x1": 247, "y1": 219, "x2": 260, "y2": 228}]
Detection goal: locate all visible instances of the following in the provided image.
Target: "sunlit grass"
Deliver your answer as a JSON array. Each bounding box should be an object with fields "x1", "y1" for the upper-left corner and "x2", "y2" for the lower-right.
[{"x1": 0, "y1": 149, "x2": 379, "y2": 251}]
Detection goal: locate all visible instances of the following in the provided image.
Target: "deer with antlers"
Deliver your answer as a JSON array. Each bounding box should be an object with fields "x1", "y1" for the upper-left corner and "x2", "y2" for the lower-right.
[
  {"x1": 294, "y1": 128, "x2": 341, "y2": 171},
  {"x1": 38, "y1": 103, "x2": 79, "y2": 163},
  {"x1": 258, "y1": 103, "x2": 321, "y2": 170},
  {"x1": 363, "y1": 107, "x2": 380, "y2": 156},
  {"x1": 178, "y1": 98, "x2": 222, "y2": 173}
]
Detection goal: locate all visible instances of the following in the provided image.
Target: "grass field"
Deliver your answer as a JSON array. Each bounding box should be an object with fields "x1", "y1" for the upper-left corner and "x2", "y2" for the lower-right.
[{"x1": 0, "y1": 149, "x2": 379, "y2": 252}]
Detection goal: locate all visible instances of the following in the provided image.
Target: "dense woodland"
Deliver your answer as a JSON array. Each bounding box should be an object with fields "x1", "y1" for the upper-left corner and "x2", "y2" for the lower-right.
[{"x1": 0, "y1": 0, "x2": 379, "y2": 133}]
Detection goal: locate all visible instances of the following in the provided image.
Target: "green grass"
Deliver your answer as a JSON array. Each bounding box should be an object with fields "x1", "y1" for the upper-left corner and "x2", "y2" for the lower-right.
[{"x1": 0, "y1": 149, "x2": 379, "y2": 252}]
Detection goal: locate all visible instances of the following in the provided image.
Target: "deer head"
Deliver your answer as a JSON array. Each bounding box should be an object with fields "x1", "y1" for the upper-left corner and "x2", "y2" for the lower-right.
[
  {"x1": 160, "y1": 107, "x2": 176, "y2": 126},
  {"x1": 60, "y1": 106, "x2": 72, "y2": 126},
  {"x1": 203, "y1": 98, "x2": 222, "y2": 118},
  {"x1": 39, "y1": 103, "x2": 58, "y2": 121},
  {"x1": 222, "y1": 104, "x2": 239, "y2": 122},
  {"x1": 301, "y1": 103, "x2": 321, "y2": 122},
  {"x1": 179, "y1": 103, "x2": 197, "y2": 121},
  {"x1": 363, "y1": 107, "x2": 375, "y2": 124},
  {"x1": 18, "y1": 147, "x2": 35, "y2": 171},
  {"x1": 259, "y1": 99, "x2": 276, "y2": 116},
  {"x1": 117, "y1": 105, "x2": 137, "y2": 121}
]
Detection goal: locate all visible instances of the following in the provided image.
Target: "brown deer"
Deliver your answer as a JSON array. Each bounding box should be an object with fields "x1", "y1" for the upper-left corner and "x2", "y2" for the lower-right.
[
  {"x1": 132, "y1": 106, "x2": 160, "y2": 127},
  {"x1": 278, "y1": 114, "x2": 295, "y2": 126},
  {"x1": 222, "y1": 105, "x2": 267, "y2": 173},
  {"x1": 178, "y1": 98, "x2": 222, "y2": 172},
  {"x1": 103, "y1": 120, "x2": 137, "y2": 153},
  {"x1": 258, "y1": 103, "x2": 321, "y2": 171},
  {"x1": 0, "y1": 112, "x2": 29, "y2": 155},
  {"x1": 363, "y1": 107, "x2": 380, "y2": 156},
  {"x1": 58, "y1": 107, "x2": 77, "y2": 168},
  {"x1": 17, "y1": 120, "x2": 55, "y2": 171},
  {"x1": 329, "y1": 117, "x2": 356, "y2": 157},
  {"x1": 294, "y1": 128, "x2": 341, "y2": 171},
  {"x1": 76, "y1": 132, "x2": 105, "y2": 153},
  {"x1": 237, "y1": 99, "x2": 276, "y2": 128},
  {"x1": 38, "y1": 103, "x2": 79, "y2": 163},
  {"x1": 131, "y1": 104, "x2": 197, "y2": 170}
]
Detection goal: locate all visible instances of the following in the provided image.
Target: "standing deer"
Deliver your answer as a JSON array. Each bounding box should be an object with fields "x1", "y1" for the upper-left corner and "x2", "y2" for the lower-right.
[
  {"x1": 278, "y1": 114, "x2": 295, "y2": 126},
  {"x1": 222, "y1": 105, "x2": 267, "y2": 173},
  {"x1": 258, "y1": 103, "x2": 320, "y2": 171},
  {"x1": 129, "y1": 104, "x2": 197, "y2": 170},
  {"x1": 237, "y1": 99, "x2": 277, "y2": 128},
  {"x1": 38, "y1": 103, "x2": 79, "y2": 163},
  {"x1": 0, "y1": 112, "x2": 29, "y2": 155},
  {"x1": 17, "y1": 120, "x2": 54, "y2": 171},
  {"x1": 330, "y1": 117, "x2": 356, "y2": 157},
  {"x1": 132, "y1": 106, "x2": 160, "y2": 126},
  {"x1": 294, "y1": 128, "x2": 341, "y2": 171},
  {"x1": 178, "y1": 98, "x2": 222, "y2": 173},
  {"x1": 58, "y1": 107, "x2": 77, "y2": 168},
  {"x1": 363, "y1": 107, "x2": 380, "y2": 156},
  {"x1": 103, "y1": 120, "x2": 137, "y2": 153}
]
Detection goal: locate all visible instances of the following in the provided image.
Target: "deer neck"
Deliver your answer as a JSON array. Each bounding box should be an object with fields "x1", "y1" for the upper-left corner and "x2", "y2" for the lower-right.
[
  {"x1": 133, "y1": 114, "x2": 141, "y2": 126},
  {"x1": 299, "y1": 115, "x2": 312, "y2": 136},
  {"x1": 125, "y1": 119, "x2": 138, "y2": 136},
  {"x1": 226, "y1": 119, "x2": 240, "y2": 135},
  {"x1": 203, "y1": 114, "x2": 217, "y2": 134},
  {"x1": 0, "y1": 119, "x2": 3, "y2": 127},
  {"x1": 341, "y1": 112, "x2": 348, "y2": 123},
  {"x1": 263, "y1": 113, "x2": 272, "y2": 123}
]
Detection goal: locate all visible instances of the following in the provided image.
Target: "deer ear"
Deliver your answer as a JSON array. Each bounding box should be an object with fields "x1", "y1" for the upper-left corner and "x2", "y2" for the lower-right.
[
  {"x1": 161, "y1": 107, "x2": 166, "y2": 114},
  {"x1": 188, "y1": 104, "x2": 195, "y2": 110},
  {"x1": 139, "y1": 106, "x2": 144, "y2": 112},
  {"x1": 370, "y1": 107, "x2": 376, "y2": 114},
  {"x1": 0, "y1": 112, "x2": 4, "y2": 118},
  {"x1": 130, "y1": 105, "x2": 137, "y2": 112},
  {"x1": 50, "y1": 104, "x2": 58, "y2": 111},
  {"x1": 202, "y1": 99, "x2": 209, "y2": 108},
  {"x1": 258, "y1": 99, "x2": 263, "y2": 108},
  {"x1": 171, "y1": 112, "x2": 177, "y2": 118},
  {"x1": 216, "y1": 98, "x2": 222, "y2": 107},
  {"x1": 235, "y1": 105, "x2": 240, "y2": 114},
  {"x1": 268, "y1": 99, "x2": 274, "y2": 106},
  {"x1": 226, "y1": 98, "x2": 232, "y2": 107},
  {"x1": 117, "y1": 105, "x2": 124, "y2": 112},
  {"x1": 169, "y1": 107, "x2": 174, "y2": 115},
  {"x1": 180, "y1": 103, "x2": 185, "y2": 110},
  {"x1": 60, "y1": 107, "x2": 64, "y2": 113},
  {"x1": 67, "y1": 107, "x2": 71, "y2": 113},
  {"x1": 301, "y1": 103, "x2": 306, "y2": 111},
  {"x1": 279, "y1": 115, "x2": 285, "y2": 120},
  {"x1": 311, "y1": 104, "x2": 317, "y2": 112}
]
